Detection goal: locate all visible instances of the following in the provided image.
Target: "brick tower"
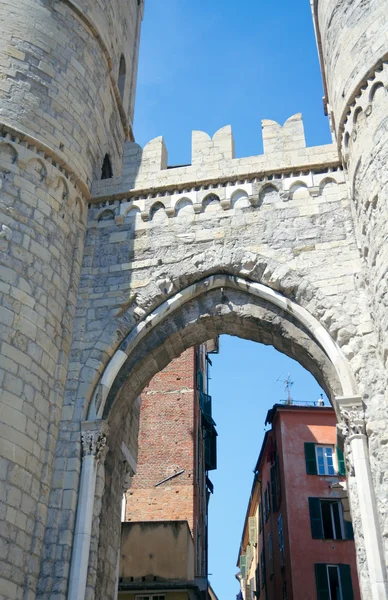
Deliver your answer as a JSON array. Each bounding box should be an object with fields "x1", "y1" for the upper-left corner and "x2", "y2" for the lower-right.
[
  {"x1": 0, "y1": 2, "x2": 143, "y2": 598},
  {"x1": 122, "y1": 342, "x2": 218, "y2": 588}
]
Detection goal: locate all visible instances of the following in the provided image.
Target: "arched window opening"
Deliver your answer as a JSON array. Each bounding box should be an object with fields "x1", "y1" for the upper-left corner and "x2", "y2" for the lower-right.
[
  {"x1": 118, "y1": 54, "x2": 126, "y2": 100},
  {"x1": 101, "y1": 154, "x2": 113, "y2": 180}
]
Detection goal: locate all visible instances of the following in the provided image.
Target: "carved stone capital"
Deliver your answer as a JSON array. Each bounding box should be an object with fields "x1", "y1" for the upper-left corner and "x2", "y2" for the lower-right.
[
  {"x1": 81, "y1": 422, "x2": 109, "y2": 462},
  {"x1": 339, "y1": 405, "x2": 366, "y2": 438},
  {"x1": 120, "y1": 460, "x2": 133, "y2": 493}
]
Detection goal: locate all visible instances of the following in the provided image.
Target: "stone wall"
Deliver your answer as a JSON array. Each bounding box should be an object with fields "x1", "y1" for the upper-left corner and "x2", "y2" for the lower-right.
[
  {"x1": 0, "y1": 1, "x2": 143, "y2": 598},
  {"x1": 313, "y1": 1, "x2": 388, "y2": 585}
]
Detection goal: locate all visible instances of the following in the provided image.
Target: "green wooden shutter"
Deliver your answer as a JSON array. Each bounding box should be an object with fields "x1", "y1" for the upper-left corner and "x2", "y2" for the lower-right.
[
  {"x1": 345, "y1": 519, "x2": 354, "y2": 540},
  {"x1": 314, "y1": 564, "x2": 330, "y2": 600},
  {"x1": 240, "y1": 555, "x2": 246, "y2": 579},
  {"x1": 249, "y1": 516, "x2": 257, "y2": 545},
  {"x1": 336, "y1": 446, "x2": 346, "y2": 476},
  {"x1": 339, "y1": 564, "x2": 354, "y2": 600},
  {"x1": 308, "y1": 497, "x2": 324, "y2": 539},
  {"x1": 275, "y1": 455, "x2": 281, "y2": 509},
  {"x1": 305, "y1": 442, "x2": 317, "y2": 474},
  {"x1": 270, "y1": 465, "x2": 276, "y2": 511}
]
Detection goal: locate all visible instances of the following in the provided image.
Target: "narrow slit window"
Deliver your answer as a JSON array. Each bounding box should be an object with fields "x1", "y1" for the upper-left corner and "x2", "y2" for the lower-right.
[
  {"x1": 118, "y1": 54, "x2": 126, "y2": 100},
  {"x1": 101, "y1": 154, "x2": 113, "y2": 179}
]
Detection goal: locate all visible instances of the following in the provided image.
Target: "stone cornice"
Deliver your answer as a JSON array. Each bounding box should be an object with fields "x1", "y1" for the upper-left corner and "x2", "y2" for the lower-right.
[
  {"x1": 90, "y1": 161, "x2": 342, "y2": 207},
  {"x1": 0, "y1": 121, "x2": 91, "y2": 201},
  {"x1": 337, "y1": 55, "x2": 388, "y2": 158}
]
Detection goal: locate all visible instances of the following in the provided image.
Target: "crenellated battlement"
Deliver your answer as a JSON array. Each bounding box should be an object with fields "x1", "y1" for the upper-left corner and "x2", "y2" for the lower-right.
[{"x1": 91, "y1": 113, "x2": 339, "y2": 202}]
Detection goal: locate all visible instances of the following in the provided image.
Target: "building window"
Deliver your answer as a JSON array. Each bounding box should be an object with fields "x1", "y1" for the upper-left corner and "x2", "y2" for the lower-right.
[
  {"x1": 278, "y1": 514, "x2": 285, "y2": 567},
  {"x1": 314, "y1": 564, "x2": 354, "y2": 600},
  {"x1": 309, "y1": 498, "x2": 354, "y2": 540},
  {"x1": 282, "y1": 582, "x2": 287, "y2": 600},
  {"x1": 255, "y1": 565, "x2": 260, "y2": 598},
  {"x1": 304, "y1": 443, "x2": 345, "y2": 476},
  {"x1": 316, "y1": 446, "x2": 335, "y2": 475},
  {"x1": 270, "y1": 454, "x2": 281, "y2": 511},
  {"x1": 118, "y1": 54, "x2": 126, "y2": 100},
  {"x1": 268, "y1": 533, "x2": 273, "y2": 576},
  {"x1": 321, "y1": 501, "x2": 344, "y2": 539},
  {"x1": 260, "y1": 550, "x2": 266, "y2": 588},
  {"x1": 101, "y1": 154, "x2": 113, "y2": 179},
  {"x1": 264, "y1": 482, "x2": 271, "y2": 522}
]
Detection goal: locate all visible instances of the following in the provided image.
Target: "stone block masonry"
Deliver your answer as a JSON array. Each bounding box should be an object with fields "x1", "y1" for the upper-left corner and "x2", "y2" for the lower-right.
[
  {"x1": 0, "y1": 1, "x2": 144, "y2": 598},
  {"x1": 0, "y1": 1, "x2": 387, "y2": 599}
]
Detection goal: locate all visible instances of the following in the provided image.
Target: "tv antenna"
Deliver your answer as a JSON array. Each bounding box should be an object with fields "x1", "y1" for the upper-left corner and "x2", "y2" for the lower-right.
[{"x1": 277, "y1": 373, "x2": 294, "y2": 404}]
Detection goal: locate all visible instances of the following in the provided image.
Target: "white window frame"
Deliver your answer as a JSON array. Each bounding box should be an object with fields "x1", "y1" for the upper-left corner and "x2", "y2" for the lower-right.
[
  {"x1": 315, "y1": 445, "x2": 336, "y2": 476},
  {"x1": 320, "y1": 500, "x2": 345, "y2": 540},
  {"x1": 326, "y1": 565, "x2": 343, "y2": 600}
]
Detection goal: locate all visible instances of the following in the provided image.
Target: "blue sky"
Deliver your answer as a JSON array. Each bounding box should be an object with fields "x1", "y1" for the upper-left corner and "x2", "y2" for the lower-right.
[{"x1": 134, "y1": 1, "x2": 329, "y2": 598}]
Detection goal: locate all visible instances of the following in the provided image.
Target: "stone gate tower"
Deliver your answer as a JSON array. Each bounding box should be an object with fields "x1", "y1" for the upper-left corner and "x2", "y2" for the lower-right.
[
  {"x1": 0, "y1": 1, "x2": 143, "y2": 598},
  {"x1": 312, "y1": 1, "x2": 388, "y2": 364},
  {"x1": 0, "y1": 1, "x2": 388, "y2": 600}
]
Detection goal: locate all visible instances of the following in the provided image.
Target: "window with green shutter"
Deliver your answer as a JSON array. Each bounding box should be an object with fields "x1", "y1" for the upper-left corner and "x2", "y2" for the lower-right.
[
  {"x1": 255, "y1": 565, "x2": 260, "y2": 597},
  {"x1": 309, "y1": 498, "x2": 354, "y2": 540},
  {"x1": 249, "y1": 516, "x2": 257, "y2": 546},
  {"x1": 240, "y1": 555, "x2": 246, "y2": 579},
  {"x1": 304, "y1": 442, "x2": 318, "y2": 474},
  {"x1": 339, "y1": 564, "x2": 354, "y2": 600},
  {"x1": 344, "y1": 519, "x2": 354, "y2": 540},
  {"x1": 314, "y1": 564, "x2": 330, "y2": 600},
  {"x1": 336, "y1": 446, "x2": 346, "y2": 476},
  {"x1": 315, "y1": 564, "x2": 354, "y2": 600},
  {"x1": 308, "y1": 497, "x2": 324, "y2": 539}
]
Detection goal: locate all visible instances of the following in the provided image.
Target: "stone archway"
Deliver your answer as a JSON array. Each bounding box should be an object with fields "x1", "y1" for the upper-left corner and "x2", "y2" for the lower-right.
[{"x1": 66, "y1": 275, "x2": 386, "y2": 600}]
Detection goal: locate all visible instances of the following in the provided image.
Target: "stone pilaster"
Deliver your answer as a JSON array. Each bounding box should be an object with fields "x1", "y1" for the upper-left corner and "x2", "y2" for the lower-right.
[
  {"x1": 337, "y1": 397, "x2": 388, "y2": 600},
  {"x1": 68, "y1": 422, "x2": 109, "y2": 600}
]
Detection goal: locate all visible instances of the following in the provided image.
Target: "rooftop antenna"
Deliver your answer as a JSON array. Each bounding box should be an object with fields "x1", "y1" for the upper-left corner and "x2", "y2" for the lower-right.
[{"x1": 276, "y1": 373, "x2": 294, "y2": 404}]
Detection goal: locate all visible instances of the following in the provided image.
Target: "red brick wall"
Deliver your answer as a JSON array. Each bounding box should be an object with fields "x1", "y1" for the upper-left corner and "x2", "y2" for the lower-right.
[{"x1": 125, "y1": 347, "x2": 199, "y2": 534}]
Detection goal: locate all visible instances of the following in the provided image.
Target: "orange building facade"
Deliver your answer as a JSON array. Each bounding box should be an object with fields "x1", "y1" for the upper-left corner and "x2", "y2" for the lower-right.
[{"x1": 238, "y1": 404, "x2": 360, "y2": 600}]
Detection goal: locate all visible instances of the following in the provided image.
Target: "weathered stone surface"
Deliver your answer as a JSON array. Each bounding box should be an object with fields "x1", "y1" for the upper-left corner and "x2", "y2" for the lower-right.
[{"x1": 0, "y1": 1, "x2": 387, "y2": 600}]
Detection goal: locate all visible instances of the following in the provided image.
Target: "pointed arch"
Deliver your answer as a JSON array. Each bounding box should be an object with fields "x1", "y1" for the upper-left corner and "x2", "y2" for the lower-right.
[
  {"x1": 101, "y1": 154, "x2": 113, "y2": 180},
  {"x1": 87, "y1": 274, "x2": 357, "y2": 421}
]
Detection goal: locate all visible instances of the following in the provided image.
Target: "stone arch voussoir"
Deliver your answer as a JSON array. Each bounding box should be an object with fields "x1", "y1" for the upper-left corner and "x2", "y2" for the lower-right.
[{"x1": 72, "y1": 249, "x2": 362, "y2": 422}]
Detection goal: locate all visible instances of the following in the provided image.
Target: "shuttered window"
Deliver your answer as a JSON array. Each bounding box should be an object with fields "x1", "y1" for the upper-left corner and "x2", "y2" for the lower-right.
[
  {"x1": 278, "y1": 514, "x2": 285, "y2": 567},
  {"x1": 249, "y1": 516, "x2": 257, "y2": 546},
  {"x1": 314, "y1": 564, "x2": 354, "y2": 600},
  {"x1": 309, "y1": 498, "x2": 353, "y2": 540},
  {"x1": 336, "y1": 446, "x2": 346, "y2": 476},
  {"x1": 270, "y1": 455, "x2": 281, "y2": 512},
  {"x1": 314, "y1": 564, "x2": 330, "y2": 600},
  {"x1": 255, "y1": 565, "x2": 260, "y2": 597},
  {"x1": 260, "y1": 550, "x2": 266, "y2": 588},
  {"x1": 309, "y1": 497, "x2": 324, "y2": 539},
  {"x1": 304, "y1": 442, "x2": 318, "y2": 474},
  {"x1": 339, "y1": 565, "x2": 354, "y2": 600},
  {"x1": 240, "y1": 555, "x2": 246, "y2": 579},
  {"x1": 268, "y1": 533, "x2": 273, "y2": 575}
]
